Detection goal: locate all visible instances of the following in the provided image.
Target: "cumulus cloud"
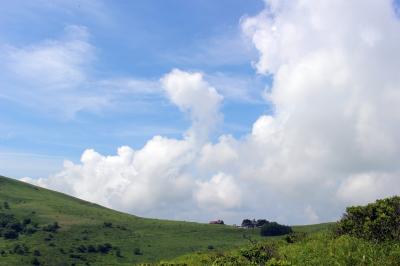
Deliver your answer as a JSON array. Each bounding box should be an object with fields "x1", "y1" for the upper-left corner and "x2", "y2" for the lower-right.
[
  {"x1": 336, "y1": 172, "x2": 400, "y2": 206},
  {"x1": 24, "y1": 0, "x2": 400, "y2": 224},
  {"x1": 195, "y1": 173, "x2": 242, "y2": 210},
  {"x1": 161, "y1": 69, "x2": 223, "y2": 141},
  {"x1": 27, "y1": 69, "x2": 232, "y2": 221}
]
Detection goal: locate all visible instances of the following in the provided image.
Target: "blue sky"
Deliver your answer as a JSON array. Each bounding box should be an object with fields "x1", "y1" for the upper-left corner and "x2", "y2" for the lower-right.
[
  {"x1": 2, "y1": 1, "x2": 400, "y2": 224},
  {"x1": 0, "y1": 0, "x2": 269, "y2": 179}
]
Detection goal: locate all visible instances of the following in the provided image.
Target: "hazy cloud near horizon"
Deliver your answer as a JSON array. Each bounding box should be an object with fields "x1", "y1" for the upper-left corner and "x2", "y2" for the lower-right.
[{"x1": 22, "y1": 0, "x2": 400, "y2": 224}]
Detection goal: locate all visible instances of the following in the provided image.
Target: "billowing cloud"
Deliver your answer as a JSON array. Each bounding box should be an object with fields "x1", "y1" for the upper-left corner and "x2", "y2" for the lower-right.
[
  {"x1": 195, "y1": 173, "x2": 242, "y2": 210},
  {"x1": 23, "y1": 0, "x2": 400, "y2": 224},
  {"x1": 161, "y1": 69, "x2": 223, "y2": 141}
]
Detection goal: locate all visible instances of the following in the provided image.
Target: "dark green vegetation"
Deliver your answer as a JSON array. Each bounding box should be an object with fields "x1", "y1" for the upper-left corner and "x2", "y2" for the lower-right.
[
  {"x1": 162, "y1": 230, "x2": 400, "y2": 265},
  {"x1": 260, "y1": 222, "x2": 292, "y2": 237},
  {"x1": 336, "y1": 196, "x2": 400, "y2": 242},
  {"x1": 1, "y1": 175, "x2": 399, "y2": 265},
  {"x1": 0, "y1": 175, "x2": 263, "y2": 265},
  {"x1": 159, "y1": 197, "x2": 400, "y2": 265}
]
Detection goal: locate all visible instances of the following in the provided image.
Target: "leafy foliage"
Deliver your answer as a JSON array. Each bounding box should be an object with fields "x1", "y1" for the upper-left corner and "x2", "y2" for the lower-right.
[
  {"x1": 241, "y1": 219, "x2": 254, "y2": 227},
  {"x1": 0, "y1": 212, "x2": 40, "y2": 239},
  {"x1": 285, "y1": 232, "x2": 307, "y2": 244},
  {"x1": 336, "y1": 196, "x2": 400, "y2": 242},
  {"x1": 261, "y1": 222, "x2": 293, "y2": 237},
  {"x1": 42, "y1": 222, "x2": 60, "y2": 233}
]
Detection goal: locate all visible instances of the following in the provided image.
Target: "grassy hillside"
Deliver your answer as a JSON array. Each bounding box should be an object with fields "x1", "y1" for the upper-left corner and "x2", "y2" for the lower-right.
[
  {"x1": 159, "y1": 198, "x2": 400, "y2": 266},
  {"x1": 0, "y1": 175, "x2": 269, "y2": 265},
  {"x1": 160, "y1": 231, "x2": 400, "y2": 265}
]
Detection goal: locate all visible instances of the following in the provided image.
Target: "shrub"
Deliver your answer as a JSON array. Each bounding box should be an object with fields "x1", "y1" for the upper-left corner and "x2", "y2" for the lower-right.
[
  {"x1": 212, "y1": 254, "x2": 249, "y2": 265},
  {"x1": 279, "y1": 231, "x2": 400, "y2": 265},
  {"x1": 77, "y1": 245, "x2": 87, "y2": 253},
  {"x1": 133, "y1": 247, "x2": 142, "y2": 255},
  {"x1": 265, "y1": 258, "x2": 292, "y2": 266},
  {"x1": 261, "y1": 222, "x2": 292, "y2": 237},
  {"x1": 43, "y1": 222, "x2": 60, "y2": 233},
  {"x1": 336, "y1": 196, "x2": 400, "y2": 242},
  {"x1": 34, "y1": 250, "x2": 41, "y2": 256},
  {"x1": 103, "y1": 222, "x2": 113, "y2": 228},
  {"x1": 115, "y1": 247, "x2": 123, "y2": 257},
  {"x1": 87, "y1": 245, "x2": 97, "y2": 253},
  {"x1": 3, "y1": 229, "x2": 18, "y2": 239},
  {"x1": 9, "y1": 221, "x2": 23, "y2": 233},
  {"x1": 22, "y1": 218, "x2": 31, "y2": 225},
  {"x1": 285, "y1": 232, "x2": 307, "y2": 243},
  {"x1": 24, "y1": 225, "x2": 38, "y2": 235},
  {"x1": 13, "y1": 244, "x2": 29, "y2": 255},
  {"x1": 0, "y1": 213, "x2": 18, "y2": 228},
  {"x1": 31, "y1": 257, "x2": 40, "y2": 266},
  {"x1": 239, "y1": 242, "x2": 278, "y2": 264},
  {"x1": 97, "y1": 243, "x2": 112, "y2": 254}
]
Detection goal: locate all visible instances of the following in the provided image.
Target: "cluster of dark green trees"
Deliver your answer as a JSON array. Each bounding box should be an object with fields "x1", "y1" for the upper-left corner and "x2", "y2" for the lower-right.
[
  {"x1": 260, "y1": 222, "x2": 292, "y2": 237},
  {"x1": 336, "y1": 196, "x2": 400, "y2": 242},
  {"x1": 0, "y1": 202, "x2": 59, "y2": 240},
  {"x1": 241, "y1": 218, "x2": 293, "y2": 237}
]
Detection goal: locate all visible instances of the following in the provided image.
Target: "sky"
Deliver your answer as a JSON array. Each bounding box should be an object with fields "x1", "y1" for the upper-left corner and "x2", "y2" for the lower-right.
[{"x1": 1, "y1": 0, "x2": 400, "y2": 225}]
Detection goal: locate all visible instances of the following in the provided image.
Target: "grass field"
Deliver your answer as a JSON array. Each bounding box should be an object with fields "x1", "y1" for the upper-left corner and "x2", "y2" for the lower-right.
[
  {"x1": 0, "y1": 175, "x2": 270, "y2": 265},
  {"x1": 160, "y1": 229, "x2": 400, "y2": 265},
  {"x1": 2, "y1": 175, "x2": 396, "y2": 265}
]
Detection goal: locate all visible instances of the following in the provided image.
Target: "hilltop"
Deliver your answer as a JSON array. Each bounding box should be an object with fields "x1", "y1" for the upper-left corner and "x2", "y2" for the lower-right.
[
  {"x1": 2, "y1": 175, "x2": 397, "y2": 265},
  {"x1": 0, "y1": 175, "x2": 268, "y2": 265}
]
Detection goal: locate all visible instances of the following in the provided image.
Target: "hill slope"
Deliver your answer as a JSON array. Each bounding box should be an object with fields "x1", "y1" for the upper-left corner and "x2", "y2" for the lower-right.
[{"x1": 0, "y1": 175, "x2": 267, "y2": 265}]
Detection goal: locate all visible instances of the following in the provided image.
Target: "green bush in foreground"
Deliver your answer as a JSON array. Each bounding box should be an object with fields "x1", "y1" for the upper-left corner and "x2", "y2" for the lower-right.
[
  {"x1": 280, "y1": 232, "x2": 400, "y2": 266},
  {"x1": 336, "y1": 196, "x2": 400, "y2": 242},
  {"x1": 161, "y1": 231, "x2": 400, "y2": 266},
  {"x1": 161, "y1": 196, "x2": 400, "y2": 265}
]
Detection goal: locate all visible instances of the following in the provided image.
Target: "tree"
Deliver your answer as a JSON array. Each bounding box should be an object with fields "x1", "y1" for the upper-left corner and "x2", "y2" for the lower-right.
[
  {"x1": 133, "y1": 247, "x2": 142, "y2": 255},
  {"x1": 103, "y1": 222, "x2": 113, "y2": 228},
  {"x1": 260, "y1": 222, "x2": 292, "y2": 237},
  {"x1": 34, "y1": 250, "x2": 41, "y2": 256},
  {"x1": 336, "y1": 196, "x2": 400, "y2": 242},
  {"x1": 3, "y1": 229, "x2": 18, "y2": 239},
  {"x1": 256, "y1": 219, "x2": 269, "y2": 227},
  {"x1": 241, "y1": 219, "x2": 253, "y2": 228},
  {"x1": 31, "y1": 258, "x2": 40, "y2": 266},
  {"x1": 43, "y1": 222, "x2": 60, "y2": 233},
  {"x1": 97, "y1": 243, "x2": 112, "y2": 254}
]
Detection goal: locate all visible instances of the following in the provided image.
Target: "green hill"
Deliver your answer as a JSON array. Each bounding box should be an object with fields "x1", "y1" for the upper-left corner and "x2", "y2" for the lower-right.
[
  {"x1": 1, "y1": 175, "x2": 399, "y2": 266},
  {"x1": 0, "y1": 175, "x2": 270, "y2": 265}
]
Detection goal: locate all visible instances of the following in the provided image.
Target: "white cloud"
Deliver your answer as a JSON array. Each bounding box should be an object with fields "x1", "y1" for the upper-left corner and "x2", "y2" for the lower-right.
[
  {"x1": 195, "y1": 172, "x2": 242, "y2": 210},
  {"x1": 23, "y1": 1, "x2": 400, "y2": 224},
  {"x1": 0, "y1": 25, "x2": 109, "y2": 117},
  {"x1": 6, "y1": 25, "x2": 91, "y2": 89},
  {"x1": 0, "y1": 25, "x2": 166, "y2": 118},
  {"x1": 161, "y1": 69, "x2": 223, "y2": 141},
  {"x1": 336, "y1": 172, "x2": 400, "y2": 205}
]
